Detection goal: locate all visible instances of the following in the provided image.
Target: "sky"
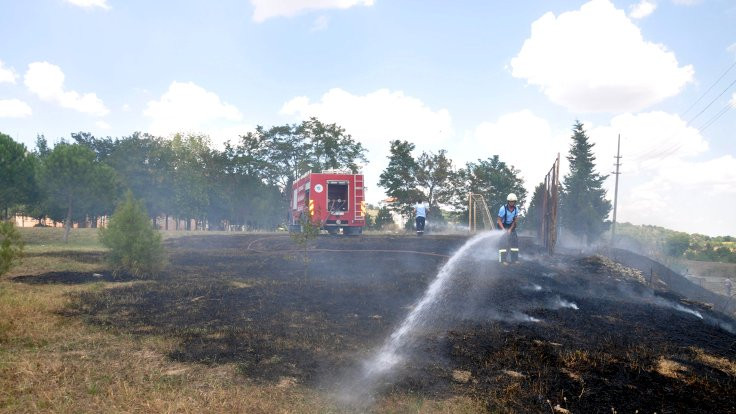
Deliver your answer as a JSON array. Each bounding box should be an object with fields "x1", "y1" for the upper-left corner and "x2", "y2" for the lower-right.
[{"x1": 1, "y1": 0, "x2": 735, "y2": 236}]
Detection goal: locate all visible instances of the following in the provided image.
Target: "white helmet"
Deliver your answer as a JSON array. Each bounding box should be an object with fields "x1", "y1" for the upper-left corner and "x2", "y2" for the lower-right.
[{"x1": 507, "y1": 193, "x2": 518, "y2": 202}]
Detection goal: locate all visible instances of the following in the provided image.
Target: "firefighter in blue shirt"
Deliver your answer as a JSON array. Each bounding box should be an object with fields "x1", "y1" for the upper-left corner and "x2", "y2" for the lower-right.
[{"x1": 497, "y1": 193, "x2": 519, "y2": 264}]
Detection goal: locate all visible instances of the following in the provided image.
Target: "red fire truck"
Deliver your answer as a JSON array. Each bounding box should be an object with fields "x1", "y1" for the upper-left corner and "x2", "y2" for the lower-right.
[{"x1": 290, "y1": 169, "x2": 366, "y2": 235}]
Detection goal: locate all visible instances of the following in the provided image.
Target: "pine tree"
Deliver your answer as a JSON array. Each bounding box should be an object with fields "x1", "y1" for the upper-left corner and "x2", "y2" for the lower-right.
[
  {"x1": 99, "y1": 191, "x2": 165, "y2": 277},
  {"x1": 560, "y1": 121, "x2": 612, "y2": 245}
]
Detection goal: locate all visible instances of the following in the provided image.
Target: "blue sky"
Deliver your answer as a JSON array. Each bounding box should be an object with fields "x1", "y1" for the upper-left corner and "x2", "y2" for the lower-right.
[{"x1": 1, "y1": 0, "x2": 735, "y2": 236}]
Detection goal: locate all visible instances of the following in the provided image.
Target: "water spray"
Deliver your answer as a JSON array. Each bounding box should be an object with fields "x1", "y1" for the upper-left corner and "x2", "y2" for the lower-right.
[{"x1": 340, "y1": 231, "x2": 502, "y2": 401}]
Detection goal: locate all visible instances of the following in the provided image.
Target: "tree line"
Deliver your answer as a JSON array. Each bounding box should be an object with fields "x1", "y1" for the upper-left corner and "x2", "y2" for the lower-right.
[
  {"x1": 0, "y1": 118, "x2": 367, "y2": 241},
  {"x1": 1, "y1": 119, "x2": 613, "y2": 245}
]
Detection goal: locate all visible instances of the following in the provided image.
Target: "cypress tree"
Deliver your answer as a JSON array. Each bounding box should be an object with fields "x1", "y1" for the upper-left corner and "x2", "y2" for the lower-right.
[{"x1": 560, "y1": 121, "x2": 612, "y2": 245}]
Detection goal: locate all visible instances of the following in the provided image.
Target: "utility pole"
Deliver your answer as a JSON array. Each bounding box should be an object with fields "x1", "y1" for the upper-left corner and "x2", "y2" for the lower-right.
[{"x1": 611, "y1": 134, "x2": 622, "y2": 246}]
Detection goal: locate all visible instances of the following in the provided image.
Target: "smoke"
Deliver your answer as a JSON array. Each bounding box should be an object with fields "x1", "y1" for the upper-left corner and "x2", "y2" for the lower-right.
[
  {"x1": 524, "y1": 282, "x2": 543, "y2": 291},
  {"x1": 612, "y1": 280, "x2": 736, "y2": 336},
  {"x1": 550, "y1": 296, "x2": 579, "y2": 310},
  {"x1": 510, "y1": 311, "x2": 542, "y2": 323}
]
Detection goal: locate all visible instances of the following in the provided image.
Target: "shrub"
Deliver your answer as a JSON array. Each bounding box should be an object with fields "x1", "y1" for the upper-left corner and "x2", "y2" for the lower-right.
[
  {"x1": 99, "y1": 192, "x2": 165, "y2": 277},
  {"x1": 0, "y1": 221, "x2": 24, "y2": 276}
]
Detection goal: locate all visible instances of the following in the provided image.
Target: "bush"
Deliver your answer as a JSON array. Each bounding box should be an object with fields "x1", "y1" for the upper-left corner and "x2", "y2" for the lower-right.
[
  {"x1": 0, "y1": 221, "x2": 24, "y2": 276},
  {"x1": 99, "y1": 192, "x2": 165, "y2": 277}
]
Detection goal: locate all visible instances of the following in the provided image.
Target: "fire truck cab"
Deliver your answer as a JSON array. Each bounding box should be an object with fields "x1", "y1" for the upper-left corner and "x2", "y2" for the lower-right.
[{"x1": 290, "y1": 169, "x2": 366, "y2": 235}]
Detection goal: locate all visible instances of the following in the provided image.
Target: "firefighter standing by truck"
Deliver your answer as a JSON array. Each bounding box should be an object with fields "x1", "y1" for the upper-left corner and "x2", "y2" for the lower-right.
[{"x1": 497, "y1": 193, "x2": 519, "y2": 264}]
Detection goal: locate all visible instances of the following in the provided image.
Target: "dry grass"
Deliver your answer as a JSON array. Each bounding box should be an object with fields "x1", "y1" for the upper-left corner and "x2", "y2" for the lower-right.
[
  {"x1": 690, "y1": 347, "x2": 736, "y2": 377},
  {"x1": 1, "y1": 228, "x2": 483, "y2": 413},
  {"x1": 656, "y1": 357, "x2": 689, "y2": 379}
]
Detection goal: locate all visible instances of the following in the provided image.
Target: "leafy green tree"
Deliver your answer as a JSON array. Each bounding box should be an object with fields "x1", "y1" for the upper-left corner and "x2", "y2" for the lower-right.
[
  {"x1": 0, "y1": 133, "x2": 38, "y2": 220},
  {"x1": 415, "y1": 149, "x2": 458, "y2": 218},
  {"x1": 99, "y1": 191, "x2": 165, "y2": 277},
  {"x1": 665, "y1": 232, "x2": 691, "y2": 257},
  {"x1": 378, "y1": 140, "x2": 420, "y2": 217},
  {"x1": 457, "y1": 155, "x2": 527, "y2": 224},
  {"x1": 71, "y1": 131, "x2": 115, "y2": 161},
  {"x1": 40, "y1": 143, "x2": 117, "y2": 242},
  {"x1": 298, "y1": 117, "x2": 367, "y2": 173},
  {"x1": 254, "y1": 119, "x2": 367, "y2": 224},
  {"x1": 169, "y1": 133, "x2": 211, "y2": 229},
  {"x1": 0, "y1": 221, "x2": 24, "y2": 276},
  {"x1": 100, "y1": 133, "x2": 173, "y2": 224},
  {"x1": 559, "y1": 121, "x2": 612, "y2": 245}
]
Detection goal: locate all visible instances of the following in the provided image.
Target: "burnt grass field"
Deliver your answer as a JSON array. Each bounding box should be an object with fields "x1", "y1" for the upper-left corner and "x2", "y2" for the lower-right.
[{"x1": 16, "y1": 233, "x2": 736, "y2": 413}]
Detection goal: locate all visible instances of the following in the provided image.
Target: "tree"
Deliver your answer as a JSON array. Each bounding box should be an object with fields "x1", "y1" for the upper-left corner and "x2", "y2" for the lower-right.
[
  {"x1": 99, "y1": 191, "x2": 165, "y2": 276},
  {"x1": 256, "y1": 119, "x2": 367, "y2": 225},
  {"x1": 40, "y1": 143, "x2": 118, "y2": 242},
  {"x1": 665, "y1": 233, "x2": 690, "y2": 257},
  {"x1": 169, "y1": 133, "x2": 211, "y2": 229},
  {"x1": 0, "y1": 133, "x2": 38, "y2": 219},
  {"x1": 298, "y1": 117, "x2": 367, "y2": 173},
  {"x1": 457, "y1": 155, "x2": 527, "y2": 224},
  {"x1": 415, "y1": 149, "x2": 458, "y2": 219},
  {"x1": 373, "y1": 206, "x2": 394, "y2": 230},
  {"x1": 378, "y1": 140, "x2": 420, "y2": 217},
  {"x1": 102, "y1": 133, "x2": 173, "y2": 223},
  {"x1": 559, "y1": 121, "x2": 612, "y2": 245}
]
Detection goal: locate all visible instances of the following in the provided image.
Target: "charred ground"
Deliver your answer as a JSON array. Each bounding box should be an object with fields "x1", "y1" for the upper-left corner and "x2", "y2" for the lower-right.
[{"x1": 18, "y1": 233, "x2": 736, "y2": 413}]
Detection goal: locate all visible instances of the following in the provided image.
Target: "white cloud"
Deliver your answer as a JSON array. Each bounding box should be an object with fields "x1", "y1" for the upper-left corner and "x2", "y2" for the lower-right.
[
  {"x1": 620, "y1": 155, "x2": 736, "y2": 234},
  {"x1": 0, "y1": 99, "x2": 32, "y2": 118},
  {"x1": 671, "y1": 0, "x2": 702, "y2": 5},
  {"x1": 122, "y1": 103, "x2": 130, "y2": 111},
  {"x1": 281, "y1": 88, "x2": 453, "y2": 202},
  {"x1": 731, "y1": 92, "x2": 736, "y2": 106},
  {"x1": 584, "y1": 111, "x2": 736, "y2": 235},
  {"x1": 467, "y1": 110, "x2": 566, "y2": 194},
  {"x1": 251, "y1": 0, "x2": 374, "y2": 22},
  {"x1": 0, "y1": 60, "x2": 17, "y2": 84},
  {"x1": 510, "y1": 0, "x2": 693, "y2": 113},
  {"x1": 64, "y1": 0, "x2": 110, "y2": 10},
  {"x1": 727, "y1": 43, "x2": 736, "y2": 55},
  {"x1": 24, "y1": 62, "x2": 109, "y2": 116},
  {"x1": 95, "y1": 120, "x2": 111, "y2": 130},
  {"x1": 629, "y1": 0, "x2": 657, "y2": 19},
  {"x1": 143, "y1": 81, "x2": 244, "y2": 146},
  {"x1": 589, "y1": 111, "x2": 706, "y2": 174},
  {"x1": 311, "y1": 15, "x2": 330, "y2": 31}
]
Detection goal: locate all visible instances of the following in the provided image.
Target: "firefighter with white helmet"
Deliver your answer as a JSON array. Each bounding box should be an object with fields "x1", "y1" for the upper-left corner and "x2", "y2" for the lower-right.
[{"x1": 497, "y1": 193, "x2": 520, "y2": 264}]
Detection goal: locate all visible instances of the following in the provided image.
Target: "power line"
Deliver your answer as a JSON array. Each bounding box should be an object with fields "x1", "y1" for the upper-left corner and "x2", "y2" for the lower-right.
[
  {"x1": 630, "y1": 67, "x2": 736, "y2": 164},
  {"x1": 682, "y1": 60, "x2": 736, "y2": 116},
  {"x1": 687, "y1": 77, "x2": 736, "y2": 124},
  {"x1": 699, "y1": 102, "x2": 735, "y2": 133}
]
